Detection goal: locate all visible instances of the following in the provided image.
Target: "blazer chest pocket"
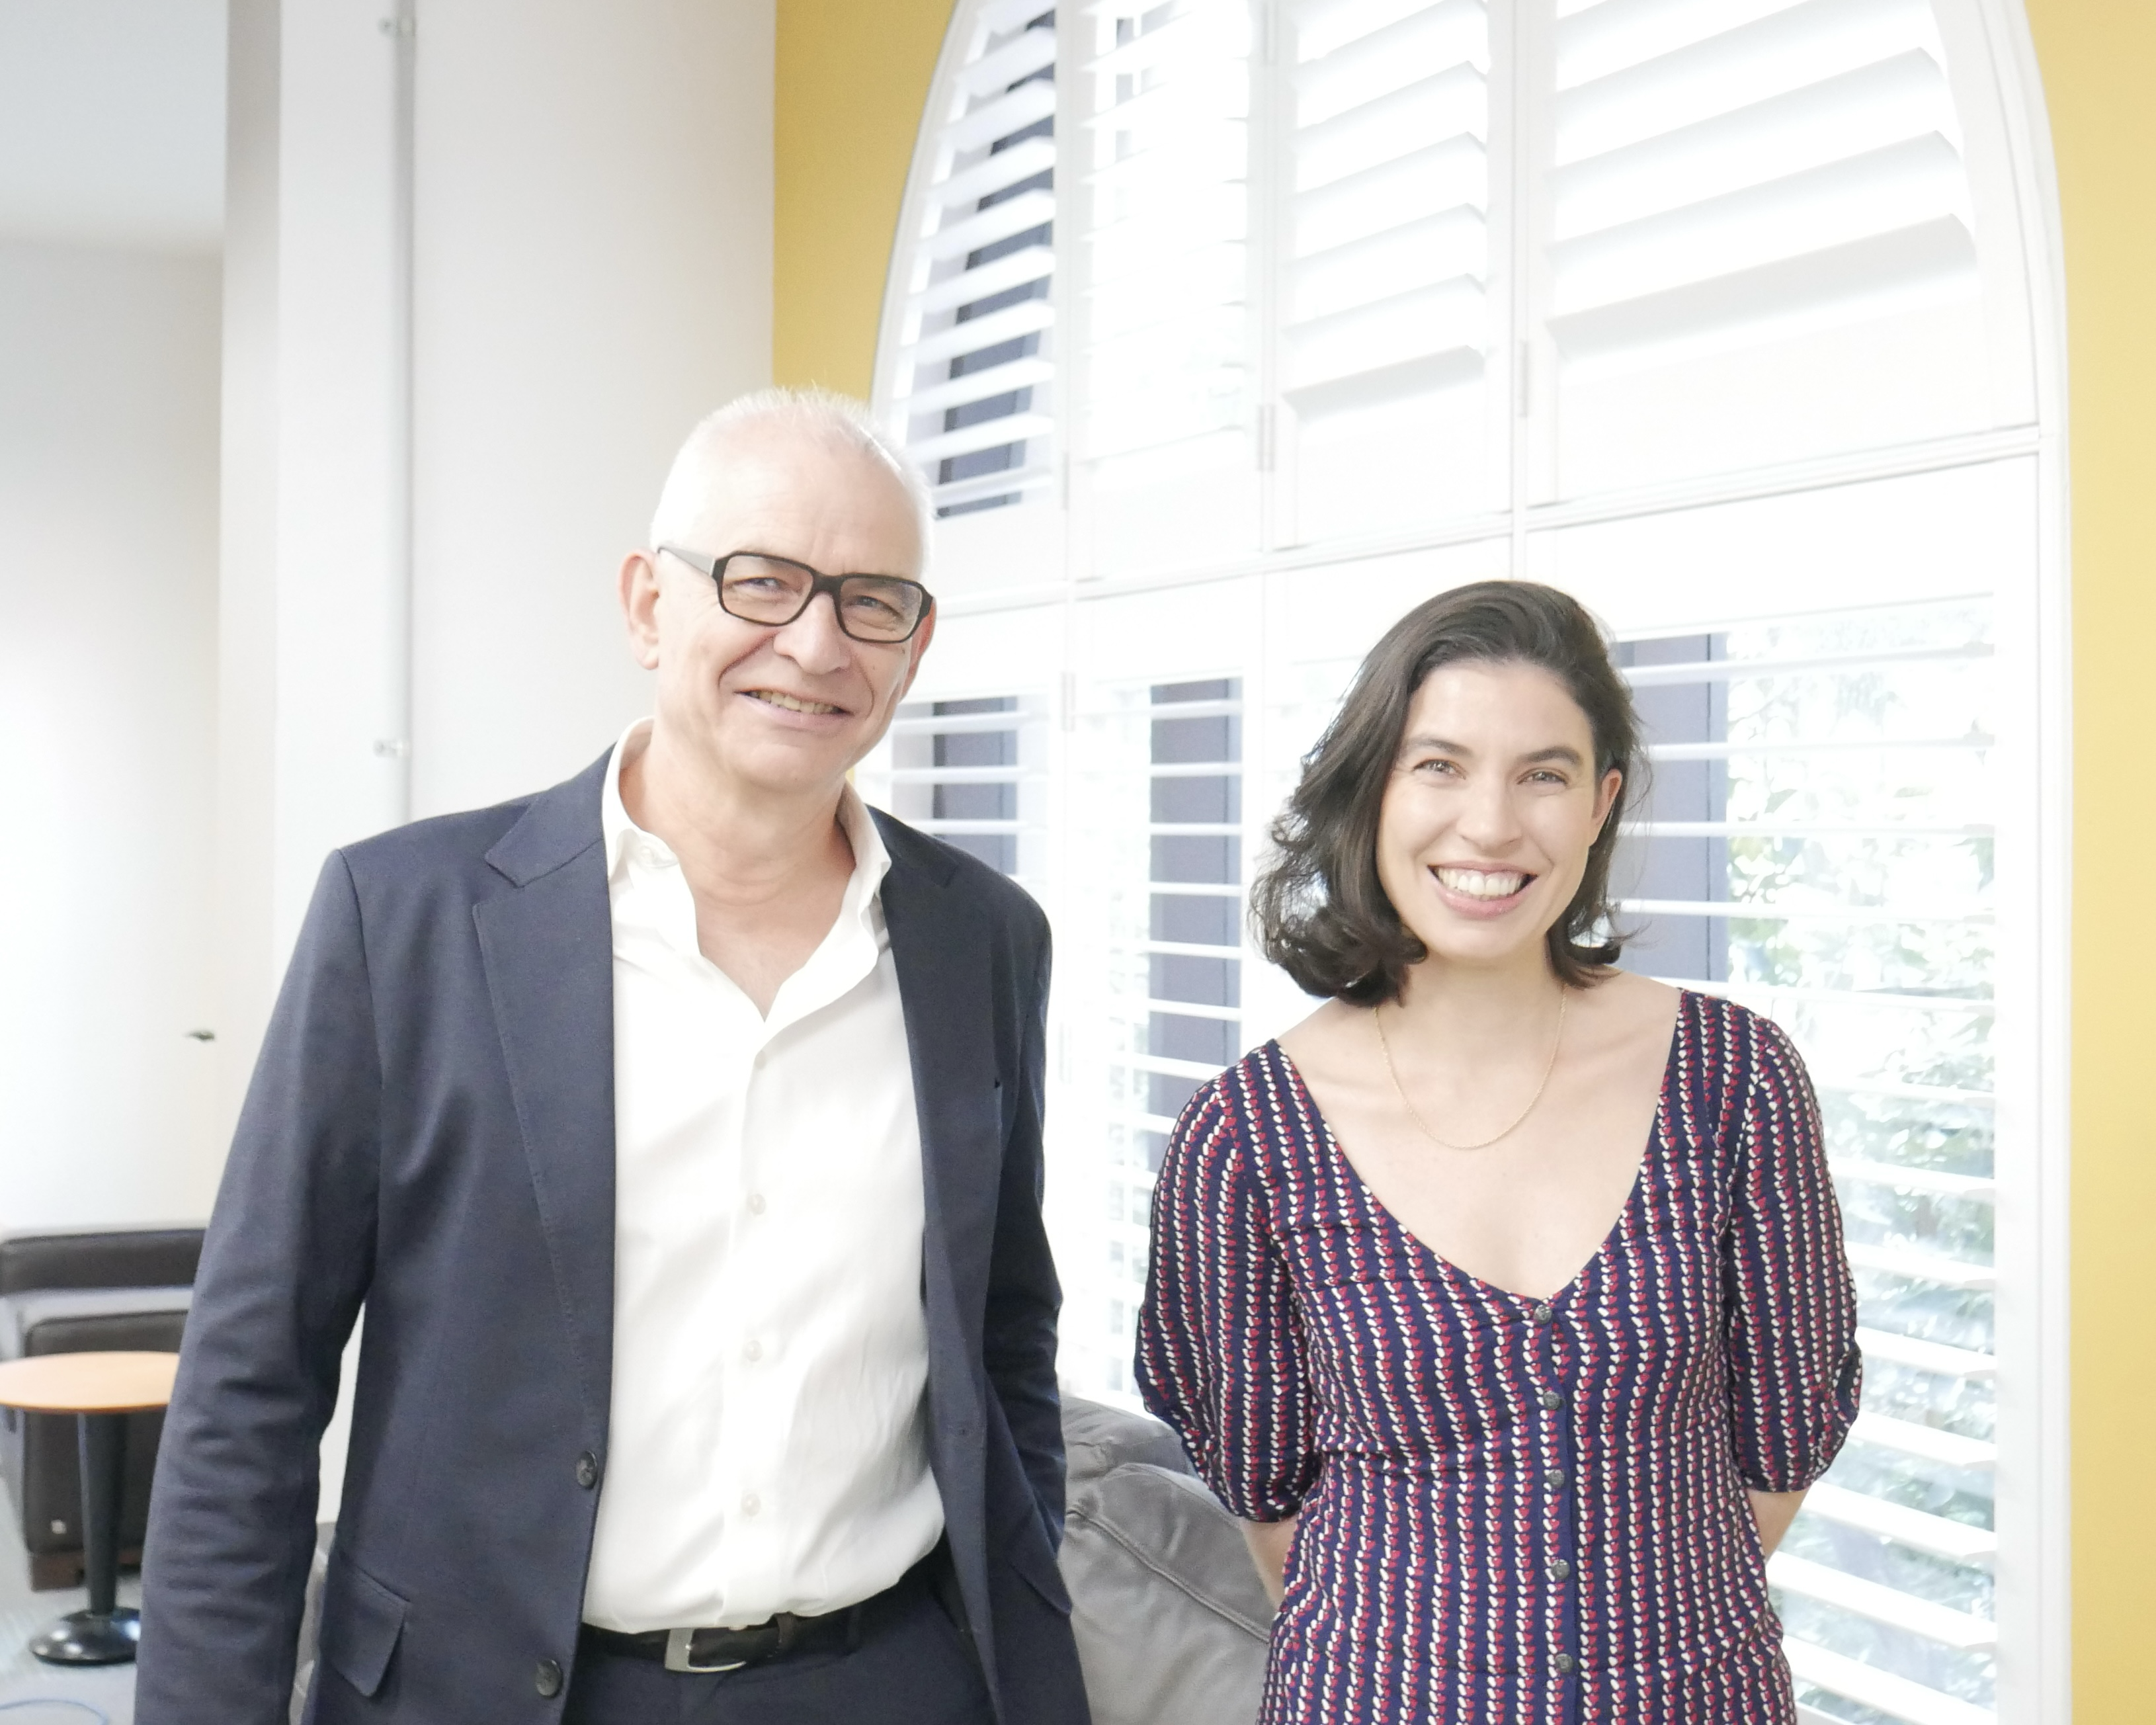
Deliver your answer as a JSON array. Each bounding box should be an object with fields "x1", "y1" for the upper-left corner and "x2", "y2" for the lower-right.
[{"x1": 319, "y1": 1548, "x2": 409, "y2": 1699}]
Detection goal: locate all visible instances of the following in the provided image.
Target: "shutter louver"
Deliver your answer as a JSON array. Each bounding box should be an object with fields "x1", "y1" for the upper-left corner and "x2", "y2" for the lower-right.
[
  {"x1": 1282, "y1": 0, "x2": 1491, "y2": 418},
  {"x1": 882, "y1": 698, "x2": 1031, "y2": 879},
  {"x1": 888, "y1": 3, "x2": 1058, "y2": 517},
  {"x1": 1549, "y1": 0, "x2": 1977, "y2": 374},
  {"x1": 1076, "y1": 0, "x2": 1255, "y2": 462}
]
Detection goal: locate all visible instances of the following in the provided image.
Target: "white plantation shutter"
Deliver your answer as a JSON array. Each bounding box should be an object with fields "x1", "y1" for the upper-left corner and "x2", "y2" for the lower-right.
[
  {"x1": 1549, "y1": 0, "x2": 1975, "y2": 366},
  {"x1": 1281, "y1": 0, "x2": 1491, "y2": 415},
  {"x1": 1075, "y1": 1, "x2": 1254, "y2": 460},
  {"x1": 1065, "y1": 0, "x2": 1263, "y2": 573},
  {"x1": 1276, "y1": 0, "x2": 1503, "y2": 538},
  {"x1": 1537, "y1": 0, "x2": 2022, "y2": 494},
  {"x1": 882, "y1": 1, "x2": 1059, "y2": 517},
  {"x1": 870, "y1": 696, "x2": 1040, "y2": 882},
  {"x1": 872, "y1": 2, "x2": 2059, "y2": 1719},
  {"x1": 1616, "y1": 601, "x2": 2005, "y2": 1725}
]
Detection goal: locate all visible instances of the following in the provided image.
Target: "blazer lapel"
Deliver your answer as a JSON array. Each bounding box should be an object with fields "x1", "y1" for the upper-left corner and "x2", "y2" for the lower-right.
[
  {"x1": 876, "y1": 814, "x2": 1006, "y2": 1679},
  {"x1": 473, "y1": 755, "x2": 617, "y2": 1448},
  {"x1": 877, "y1": 815, "x2": 1004, "y2": 1341}
]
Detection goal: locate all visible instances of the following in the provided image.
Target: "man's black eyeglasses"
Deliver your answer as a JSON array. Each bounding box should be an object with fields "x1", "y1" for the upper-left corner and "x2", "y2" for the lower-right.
[{"x1": 657, "y1": 546, "x2": 934, "y2": 645}]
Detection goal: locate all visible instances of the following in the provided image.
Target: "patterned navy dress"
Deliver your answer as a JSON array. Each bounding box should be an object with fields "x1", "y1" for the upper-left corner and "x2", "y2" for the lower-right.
[{"x1": 1136, "y1": 992, "x2": 1861, "y2": 1725}]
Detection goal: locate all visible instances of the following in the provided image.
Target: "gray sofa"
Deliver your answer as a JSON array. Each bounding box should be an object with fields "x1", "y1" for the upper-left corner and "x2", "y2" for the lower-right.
[
  {"x1": 0, "y1": 1226, "x2": 200, "y2": 1589},
  {"x1": 294, "y1": 1394, "x2": 1270, "y2": 1722},
  {"x1": 1058, "y1": 1394, "x2": 1272, "y2": 1725}
]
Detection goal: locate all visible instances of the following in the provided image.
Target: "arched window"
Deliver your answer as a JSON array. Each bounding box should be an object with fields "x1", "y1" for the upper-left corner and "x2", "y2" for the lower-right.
[{"x1": 863, "y1": 3, "x2": 2065, "y2": 1720}]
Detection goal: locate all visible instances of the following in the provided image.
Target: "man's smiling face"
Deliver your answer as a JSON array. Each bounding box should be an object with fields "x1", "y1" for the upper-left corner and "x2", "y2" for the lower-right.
[{"x1": 626, "y1": 424, "x2": 933, "y2": 802}]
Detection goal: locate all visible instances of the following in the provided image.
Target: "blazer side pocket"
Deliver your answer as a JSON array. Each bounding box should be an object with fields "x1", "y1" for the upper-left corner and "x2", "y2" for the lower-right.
[{"x1": 319, "y1": 1548, "x2": 409, "y2": 1699}]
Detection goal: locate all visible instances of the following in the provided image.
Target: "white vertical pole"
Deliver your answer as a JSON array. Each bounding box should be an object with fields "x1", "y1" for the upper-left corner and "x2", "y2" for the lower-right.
[{"x1": 378, "y1": 0, "x2": 417, "y2": 820}]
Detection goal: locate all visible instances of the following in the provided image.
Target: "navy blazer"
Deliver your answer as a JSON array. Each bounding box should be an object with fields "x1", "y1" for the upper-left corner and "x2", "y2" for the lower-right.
[{"x1": 136, "y1": 754, "x2": 1088, "y2": 1725}]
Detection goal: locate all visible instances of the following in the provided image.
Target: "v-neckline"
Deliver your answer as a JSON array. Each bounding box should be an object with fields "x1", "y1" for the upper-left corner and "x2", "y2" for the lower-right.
[{"x1": 1267, "y1": 992, "x2": 1691, "y2": 1310}]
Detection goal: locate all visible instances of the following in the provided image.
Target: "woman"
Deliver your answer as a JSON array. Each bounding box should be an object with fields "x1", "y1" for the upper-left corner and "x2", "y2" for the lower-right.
[{"x1": 1135, "y1": 582, "x2": 1860, "y2": 1724}]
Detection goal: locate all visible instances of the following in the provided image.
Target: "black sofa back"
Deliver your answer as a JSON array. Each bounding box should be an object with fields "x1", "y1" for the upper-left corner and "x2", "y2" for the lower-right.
[{"x1": 0, "y1": 1228, "x2": 203, "y2": 1296}]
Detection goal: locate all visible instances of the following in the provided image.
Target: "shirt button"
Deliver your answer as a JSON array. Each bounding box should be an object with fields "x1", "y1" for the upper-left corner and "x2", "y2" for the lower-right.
[
  {"x1": 747, "y1": 1192, "x2": 767, "y2": 1216},
  {"x1": 743, "y1": 1339, "x2": 763, "y2": 1363},
  {"x1": 1545, "y1": 1467, "x2": 1568, "y2": 1491},
  {"x1": 535, "y1": 1658, "x2": 563, "y2": 1697},
  {"x1": 1555, "y1": 1653, "x2": 1577, "y2": 1675},
  {"x1": 741, "y1": 1492, "x2": 762, "y2": 1517},
  {"x1": 575, "y1": 1451, "x2": 600, "y2": 1490},
  {"x1": 1550, "y1": 1558, "x2": 1573, "y2": 1581},
  {"x1": 1531, "y1": 1303, "x2": 1555, "y2": 1325},
  {"x1": 753, "y1": 1050, "x2": 768, "y2": 1072},
  {"x1": 1540, "y1": 1389, "x2": 1565, "y2": 1410}
]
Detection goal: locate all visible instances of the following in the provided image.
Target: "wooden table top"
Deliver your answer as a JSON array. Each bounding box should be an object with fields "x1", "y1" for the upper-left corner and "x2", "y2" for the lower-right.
[{"x1": 0, "y1": 1351, "x2": 179, "y2": 1413}]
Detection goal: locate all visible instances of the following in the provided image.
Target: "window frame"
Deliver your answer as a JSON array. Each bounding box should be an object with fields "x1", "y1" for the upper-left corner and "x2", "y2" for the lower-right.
[{"x1": 869, "y1": 2, "x2": 2071, "y2": 1718}]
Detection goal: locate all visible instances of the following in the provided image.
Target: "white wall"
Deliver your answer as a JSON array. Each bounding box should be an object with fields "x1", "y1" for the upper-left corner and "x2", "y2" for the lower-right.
[
  {"x1": 410, "y1": 0, "x2": 775, "y2": 818},
  {"x1": 217, "y1": 0, "x2": 775, "y2": 1520},
  {"x1": 0, "y1": 241, "x2": 224, "y2": 1229},
  {"x1": 218, "y1": 0, "x2": 776, "y2": 1121}
]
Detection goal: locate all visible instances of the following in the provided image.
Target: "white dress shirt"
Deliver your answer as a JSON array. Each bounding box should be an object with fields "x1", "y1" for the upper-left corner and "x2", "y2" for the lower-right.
[{"x1": 581, "y1": 721, "x2": 943, "y2": 1632}]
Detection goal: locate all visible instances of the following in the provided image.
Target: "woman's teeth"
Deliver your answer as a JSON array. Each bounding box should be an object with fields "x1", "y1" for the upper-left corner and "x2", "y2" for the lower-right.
[
  {"x1": 748, "y1": 689, "x2": 840, "y2": 715},
  {"x1": 1434, "y1": 866, "x2": 1529, "y2": 900}
]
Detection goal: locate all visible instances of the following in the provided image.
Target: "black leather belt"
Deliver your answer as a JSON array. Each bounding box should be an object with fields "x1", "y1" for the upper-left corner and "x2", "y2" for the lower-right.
[
  {"x1": 579, "y1": 1550, "x2": 937, "y2": 1675},
  {"x1": 580, "y1": 1608, "x2": 860, "y2": 1673}
]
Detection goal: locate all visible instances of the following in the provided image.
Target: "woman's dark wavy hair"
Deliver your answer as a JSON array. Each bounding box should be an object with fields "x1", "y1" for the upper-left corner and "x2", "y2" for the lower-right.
[{"x1": 1251, "y1": 580, "x2": 1642, "y2": 1003}]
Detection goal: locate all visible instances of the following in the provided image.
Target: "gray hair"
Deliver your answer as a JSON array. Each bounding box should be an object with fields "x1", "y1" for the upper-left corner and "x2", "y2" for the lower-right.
[{"x1": 648, "y1": 386, "x2": 932, "y2": 550}]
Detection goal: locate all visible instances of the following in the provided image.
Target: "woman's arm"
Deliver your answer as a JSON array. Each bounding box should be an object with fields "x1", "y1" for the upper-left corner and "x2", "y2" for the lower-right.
[
  {"x1": 1721, "y1": 1020, "x2": 1862, "y2": 1519},
  {"x1": 1241, "y1": 1515, "x2": 1299, "y2": 1606},
  {"x1": 1746, "y1": 1488, "x2": 1805, "y2": 1557}
]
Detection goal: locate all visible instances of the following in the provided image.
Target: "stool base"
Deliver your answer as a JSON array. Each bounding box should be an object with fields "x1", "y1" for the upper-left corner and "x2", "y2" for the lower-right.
[{"x1": 30, "y1": 1607, "x2": 140, "y2": 1665}]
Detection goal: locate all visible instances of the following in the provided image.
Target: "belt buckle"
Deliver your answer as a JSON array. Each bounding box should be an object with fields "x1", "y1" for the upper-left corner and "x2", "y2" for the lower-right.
[{"x1": 664, "y1": 1626, "x2": 748, "y2": 1674}]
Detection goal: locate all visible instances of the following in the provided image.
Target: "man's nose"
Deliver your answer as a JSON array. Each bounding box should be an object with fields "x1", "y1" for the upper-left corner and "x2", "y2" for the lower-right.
[{"x1": 770, "y1": 591, "x2": 852, "y2": 675}]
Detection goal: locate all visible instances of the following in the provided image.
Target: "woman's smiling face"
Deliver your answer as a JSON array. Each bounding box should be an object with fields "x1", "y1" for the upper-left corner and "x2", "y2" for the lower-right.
[{"x1": 1376, "y1": 658, "x2": 1623, "y2": 976}]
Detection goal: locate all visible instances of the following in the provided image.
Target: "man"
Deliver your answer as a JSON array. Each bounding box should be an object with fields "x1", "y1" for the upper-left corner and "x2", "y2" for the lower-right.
[{"x1": 138, "y1": 391, "x2": 1087, "y2": 1725}]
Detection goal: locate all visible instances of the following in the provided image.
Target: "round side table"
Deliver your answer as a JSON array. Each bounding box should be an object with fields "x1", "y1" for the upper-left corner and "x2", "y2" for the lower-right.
[{"x1": 0, "y1": 1351, "x2": 179, "y2": 1665}]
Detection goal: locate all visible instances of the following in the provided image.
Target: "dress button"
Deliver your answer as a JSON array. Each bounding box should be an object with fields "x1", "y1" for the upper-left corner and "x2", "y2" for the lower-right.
[
  {"x1": 742, "y1": 1491, "x2": 762, "y2": 1517},
  {"x1": 1531, "y1": 1303, "x2": 1554, "y2": 1324},
  {"x1": 1545, "y1": 1467, "x2": 1568, "y2": 1491},
  {"x1": 535, "y1": 1658, "x2": 563, "y2": 1697},
  {"x1": 1550, "y1": 1558, "x2": 1573, "y2": 1581},
  {"x1": 744, "y1": 1338, "x2": 763, "y2": 1363},
  {"x1": 1540, "y1": 1389, "x2": 1565, "y2": 1409},
  {"x1": 575, "y1": 1451, "x2": 599, "y2": 1490},
  {"x1": 747, "y1": 1192, "x2": 767, "y2": 1216},
  {"x1": 1555, "y1": 1653, "x2": 1577, "y2": 1676}
]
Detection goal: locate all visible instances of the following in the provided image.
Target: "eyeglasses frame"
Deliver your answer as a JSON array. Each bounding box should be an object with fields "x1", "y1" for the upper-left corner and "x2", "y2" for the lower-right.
[{"x1": 655, "y1": 545, "x2": 936, "y2": 645}]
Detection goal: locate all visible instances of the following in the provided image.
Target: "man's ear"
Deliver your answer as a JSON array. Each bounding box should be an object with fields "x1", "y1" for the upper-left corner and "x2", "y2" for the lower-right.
[{"x1": 620, "y1": 550, "x2": 663, "y2": 671}]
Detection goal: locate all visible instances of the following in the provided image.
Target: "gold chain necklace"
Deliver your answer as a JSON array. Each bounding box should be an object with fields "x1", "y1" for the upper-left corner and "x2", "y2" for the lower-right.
[{"x1": 1374, "y1": 987, "x2": 1569, "y2": 1152}]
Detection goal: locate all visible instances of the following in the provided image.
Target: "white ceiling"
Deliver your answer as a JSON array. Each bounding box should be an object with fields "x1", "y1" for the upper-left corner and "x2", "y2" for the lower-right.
[{"x1": 0, "y1": 0, "x2": 226, "y2": 253}]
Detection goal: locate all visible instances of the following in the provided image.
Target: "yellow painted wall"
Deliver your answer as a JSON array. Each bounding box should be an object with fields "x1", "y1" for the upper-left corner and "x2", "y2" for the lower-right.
[
  {"x1": 772, "y1": 0, "x2": 954, "y2": 396},
  {"x1": 774, "y1": 1, "x2": 2156, "y2": 1713},
  {"x1": 2020, "y1": 3, "x2": 2156, "y2": 1718}
]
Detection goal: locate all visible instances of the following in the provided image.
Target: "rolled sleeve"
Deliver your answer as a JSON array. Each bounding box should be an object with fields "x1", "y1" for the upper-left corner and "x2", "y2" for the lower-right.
[
  {"x1": 1722, "y1": 1016, "x2": 1862, "y2": 1492},
  {"x1": 1135, "y1": 1077, "x2": 1318, "y2": 1522}
]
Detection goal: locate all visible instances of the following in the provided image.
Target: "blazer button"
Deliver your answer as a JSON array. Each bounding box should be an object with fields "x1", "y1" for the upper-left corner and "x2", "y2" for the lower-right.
[
  {"x1": 535, "y1": 1658, "x2": 563, "y2": 1698},
  {"x1": 575, "y1": 1451, "x2": 600, "y2": 1490}
]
